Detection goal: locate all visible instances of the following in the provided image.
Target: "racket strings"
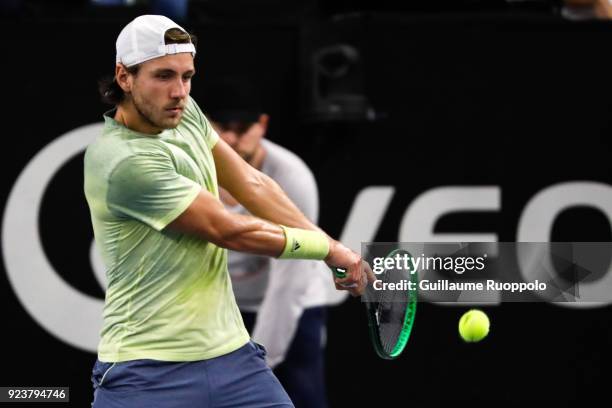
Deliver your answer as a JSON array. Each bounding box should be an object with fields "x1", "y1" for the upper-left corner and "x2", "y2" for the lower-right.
[{"x1": 376, "y1": 266, "x2": 412, "y2": 355}]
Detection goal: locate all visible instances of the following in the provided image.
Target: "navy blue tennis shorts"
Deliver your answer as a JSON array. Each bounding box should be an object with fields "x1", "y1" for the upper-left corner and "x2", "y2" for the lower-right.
[{"x1": 91, "y1": 341, "x2": 294, "y2": 408}]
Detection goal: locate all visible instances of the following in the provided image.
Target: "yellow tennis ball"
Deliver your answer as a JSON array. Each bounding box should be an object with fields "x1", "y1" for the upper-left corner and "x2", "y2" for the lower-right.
[{"x1": 459, "y1": 309, "x2": 490, "y2": 343}]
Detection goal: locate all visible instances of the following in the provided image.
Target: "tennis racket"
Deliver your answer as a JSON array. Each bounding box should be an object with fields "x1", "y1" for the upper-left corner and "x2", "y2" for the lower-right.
[{"x1": 332, "y1": 249, "x2": 418, "y2": 359}]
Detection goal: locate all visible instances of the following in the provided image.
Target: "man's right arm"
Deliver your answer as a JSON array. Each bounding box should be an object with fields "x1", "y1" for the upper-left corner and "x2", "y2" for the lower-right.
[
  {"x1": 106, "y1": 146, "x2": 349, "y2": 276},
  {"x1": 167, "y1": 188, "x2": 286, "y2": 258},
  {"x1": 166, "y1": 188, "x2": 372, "y2": 296}
]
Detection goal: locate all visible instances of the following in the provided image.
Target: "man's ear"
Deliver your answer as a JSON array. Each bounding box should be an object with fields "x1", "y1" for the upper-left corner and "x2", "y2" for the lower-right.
[
  {"x1": 115, "y1": 64, "x2": 132, "y2": 93},
  {"x1": 258, "y1": 114, "x2": 270, "y2": 132}
]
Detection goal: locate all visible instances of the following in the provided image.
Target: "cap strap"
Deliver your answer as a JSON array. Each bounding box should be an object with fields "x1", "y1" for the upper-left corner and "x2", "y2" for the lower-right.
[{"x1": 158, "y1": 43, "x2": 196, "y2": 56}]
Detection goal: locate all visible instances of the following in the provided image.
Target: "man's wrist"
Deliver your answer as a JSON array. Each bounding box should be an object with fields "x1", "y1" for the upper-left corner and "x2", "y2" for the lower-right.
[
  {"x1": 279, "y1": 226, "x2": 330, "y2": 260},
  {"x1": 324, "y1": 238, "x2": 338, "y2": 262}
]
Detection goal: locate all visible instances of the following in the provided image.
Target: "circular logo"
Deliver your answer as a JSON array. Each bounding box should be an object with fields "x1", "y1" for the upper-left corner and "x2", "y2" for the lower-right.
[{"x1": 2, "y1": 123, "x2": 106, "y2": 353}]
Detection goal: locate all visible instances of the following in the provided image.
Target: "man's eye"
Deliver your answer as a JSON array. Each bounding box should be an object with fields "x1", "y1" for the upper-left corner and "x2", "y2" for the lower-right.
[{"x1": 157, "y1": 73, "x2": 172, "y2": 80}]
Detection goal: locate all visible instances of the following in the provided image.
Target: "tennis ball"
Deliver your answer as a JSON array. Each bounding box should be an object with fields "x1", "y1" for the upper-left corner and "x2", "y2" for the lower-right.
[{"x1": 458, "y1": 309, "x2": 490, "y2": 343}]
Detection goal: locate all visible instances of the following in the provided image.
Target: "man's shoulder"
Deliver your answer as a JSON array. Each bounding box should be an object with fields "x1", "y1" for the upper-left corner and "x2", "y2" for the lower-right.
[
  {"x1": 181, "y1": 96, "x2": 207, "y2": 129},
  {"x1": 85, "y1": 129, "x2": 172, "y2": 174},
  {"x1": 88, "y1": 131, "x2": 165, "y2": 154},
  {"x1": 179, "y1": 96, "x2": 218, "y2": 148},
  {"x1": 183, "y1": 95, "x2": 198, "y2": 118}
]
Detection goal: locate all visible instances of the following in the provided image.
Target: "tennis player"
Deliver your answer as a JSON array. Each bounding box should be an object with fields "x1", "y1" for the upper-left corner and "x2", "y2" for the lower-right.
[
  {"x1": 84, "y1": 15, "x2": 371, "y2": 408},
  {"x1": 205, "y1": 77, "x2": 335, "y2": 407}
]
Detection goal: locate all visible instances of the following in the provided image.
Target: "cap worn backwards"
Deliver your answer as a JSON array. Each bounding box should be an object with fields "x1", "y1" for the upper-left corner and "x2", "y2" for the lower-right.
[{"x1": 116, "y1": 15, "x2": 196, "y2": 68}]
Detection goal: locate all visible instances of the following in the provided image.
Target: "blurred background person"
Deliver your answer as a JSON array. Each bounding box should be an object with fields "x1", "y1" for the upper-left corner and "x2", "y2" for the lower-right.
[{"x1": 205, "y1": 77, "x2": 336, "y2": 408}]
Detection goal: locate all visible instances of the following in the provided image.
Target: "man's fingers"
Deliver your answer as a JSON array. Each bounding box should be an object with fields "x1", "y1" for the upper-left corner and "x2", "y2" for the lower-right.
[
  {"x1": 334, "y1": 282, "x2": 366, "y2": 296},
  {"x1": 352, "y1": 279, "x2": 366, "y2": 296},
  {"x1": 334, "y1": 281, "x2": 360, "y2": 297},
  {"x1": 361, "y1": 261, "x2": 376, "y2": 284},
  {"x1": 334, "y1": 275, "x2": 358, "y2": 286},
  {"x1": 335, "y1": 275, "x2": 366, "y2": 297},
  {"x1": 339, "y1": 283, "x2": 362, "y2": 297},
  {"x1": 334, "y1": 279, "x2": 357, "y2": 288}
]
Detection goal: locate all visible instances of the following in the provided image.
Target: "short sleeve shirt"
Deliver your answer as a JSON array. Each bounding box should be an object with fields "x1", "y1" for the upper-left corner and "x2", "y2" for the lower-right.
[{"x1": 84, "y1": 96, "x2": 249, "y2": 362}]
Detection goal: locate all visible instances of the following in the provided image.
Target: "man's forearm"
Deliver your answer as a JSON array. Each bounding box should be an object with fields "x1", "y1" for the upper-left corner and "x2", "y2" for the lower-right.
[
  {"x1": 168, "y1": 188, "x2": 331, "y2": 260},
  {"x1": 237, "y1": 172, "x2": 322, "y2": 233},
  {"x1": 218, "y1": 214, "x2": 287, "y2": 256},
  {"x1": 213, "y1": 139, "x2": 321, "y2": 233},
  {"x1": 167, "y1": 189, "x2": 287, "y2": 257}
]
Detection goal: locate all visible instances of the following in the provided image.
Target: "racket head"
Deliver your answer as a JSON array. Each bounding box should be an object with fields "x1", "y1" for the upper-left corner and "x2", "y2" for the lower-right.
[
  {"x1": 330, "y1": 248, "x2": 418, "y2": 359},
  {"x1": 365, "y1": 248, "x2": 418, "y2": 359}
]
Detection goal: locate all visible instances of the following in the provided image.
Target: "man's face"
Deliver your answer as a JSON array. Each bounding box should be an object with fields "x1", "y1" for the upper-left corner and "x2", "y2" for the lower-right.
[
  {"x1": 128, "y1": 53, "x2": 195, "y2": 131},
  {"x1": 213, "y1": 118, "x2": 267, "y2": 162}
]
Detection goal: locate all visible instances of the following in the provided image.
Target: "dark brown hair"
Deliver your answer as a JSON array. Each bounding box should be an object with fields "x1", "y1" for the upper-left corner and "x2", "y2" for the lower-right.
[{"x1": 98, "y1": 28, "x2": 197, "y2": 105}]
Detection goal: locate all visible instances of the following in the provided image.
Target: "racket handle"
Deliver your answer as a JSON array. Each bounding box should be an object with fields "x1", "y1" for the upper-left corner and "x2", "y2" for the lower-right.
[
  {"x1": 331, "y1": 267, "x2": 358, "y2": 288},
  {"x1": 333, "y1": 267, "x2": 347, "y2": 279}
]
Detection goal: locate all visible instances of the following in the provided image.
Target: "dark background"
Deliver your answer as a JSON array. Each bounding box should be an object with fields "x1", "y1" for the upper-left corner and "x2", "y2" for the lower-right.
[{"x1": 1, "y1": 2, "x2": 612, "y2": 407}]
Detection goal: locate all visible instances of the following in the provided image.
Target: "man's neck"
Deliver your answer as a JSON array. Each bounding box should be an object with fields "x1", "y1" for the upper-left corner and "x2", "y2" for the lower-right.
[{"x1": 114, "y1": 102, "x2": 162, "y2": 135}]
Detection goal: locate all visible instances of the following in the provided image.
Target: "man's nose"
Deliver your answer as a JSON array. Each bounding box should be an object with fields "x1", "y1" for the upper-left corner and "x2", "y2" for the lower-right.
[{"x1": 170, "y1": 79, "x2": 188, "y2": 99}]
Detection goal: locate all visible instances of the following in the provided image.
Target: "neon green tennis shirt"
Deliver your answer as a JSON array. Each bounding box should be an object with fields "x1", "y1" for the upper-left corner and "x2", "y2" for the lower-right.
[{"x1": 84, "y1": 96, "x2": 249, "y2": 362}]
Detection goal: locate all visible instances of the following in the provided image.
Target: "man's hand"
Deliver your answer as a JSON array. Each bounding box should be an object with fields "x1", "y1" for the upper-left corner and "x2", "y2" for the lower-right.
[{"x1": 325, "y1": 240, "x2": 376, "y2": 296}]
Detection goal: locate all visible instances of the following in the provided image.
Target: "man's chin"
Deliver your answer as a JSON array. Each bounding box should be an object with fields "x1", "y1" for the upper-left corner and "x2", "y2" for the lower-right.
[{"x1": 158, "y1": 117, "x2": 182, "y2": 130}]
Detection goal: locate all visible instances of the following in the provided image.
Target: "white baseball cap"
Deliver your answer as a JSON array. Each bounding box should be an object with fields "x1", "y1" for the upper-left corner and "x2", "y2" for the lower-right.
[{"x1": 116, "y1": 15, "x2": 196, "y2": 67}]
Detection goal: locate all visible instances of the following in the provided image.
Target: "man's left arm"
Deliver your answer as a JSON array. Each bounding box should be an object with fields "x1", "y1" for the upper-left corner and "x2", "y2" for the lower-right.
[
  {"x1": 213, "y1": 137, "x2": 373, "y2": 297},
  {"x1": 213, "y1": 139, "x2": 320, "y2": 232}
]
